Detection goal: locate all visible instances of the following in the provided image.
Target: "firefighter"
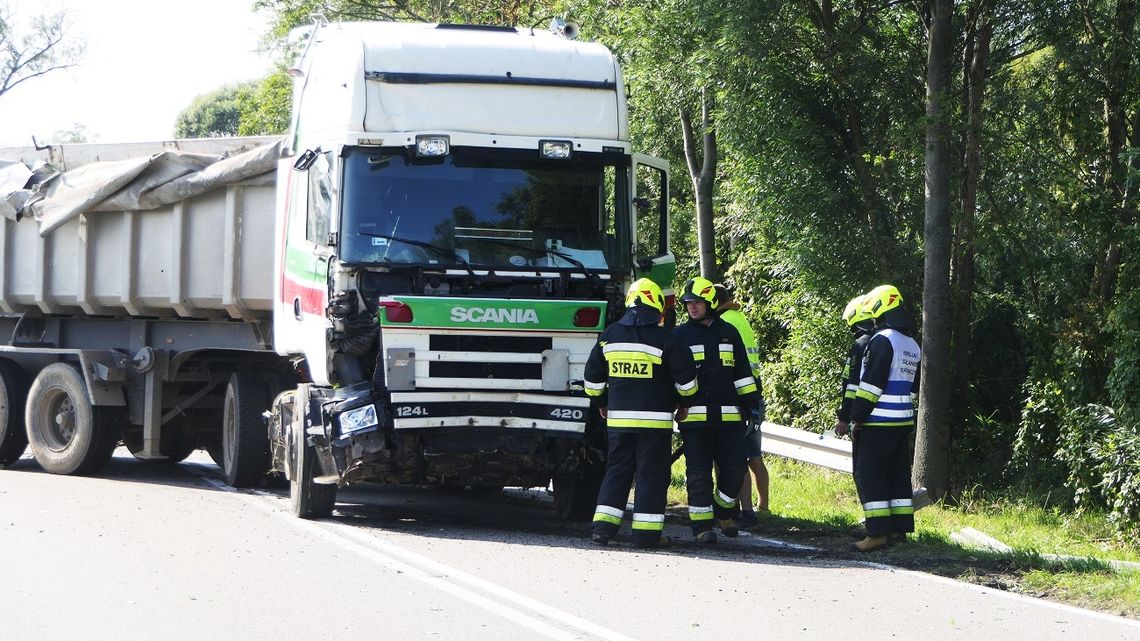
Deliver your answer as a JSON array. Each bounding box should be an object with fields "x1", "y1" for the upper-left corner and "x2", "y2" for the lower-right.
[
  {"x1": 673, "y1": 276, "x2": 761, "y2": 543},
  {"x1": 583, "y1": 277, "x2": 698, "y2": 549},
  {"x1": 712, "y1": 283, "x2": 769, "y2": 527},
  {"x1": 848, "y1": 285, "x2": 922, "y2": 552},
  {"x1": 835, "y1": 293, "x2": 875, "y2": 437}
]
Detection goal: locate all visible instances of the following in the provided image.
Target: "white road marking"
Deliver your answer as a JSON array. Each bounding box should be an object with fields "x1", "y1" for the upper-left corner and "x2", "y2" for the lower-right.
[{"x1": 192, "y1": 472, "x2": 638, "y2": 641}]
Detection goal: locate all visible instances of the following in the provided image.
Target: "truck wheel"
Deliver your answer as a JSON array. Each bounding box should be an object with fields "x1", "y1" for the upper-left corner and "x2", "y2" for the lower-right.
[
  {"x1": 290, "y1": 432, "x2": 336, "y2": 518},
  {"x1": 222, "y1": 372, "x2": 270, "y2": 487},
  {"x1": 25, "y1": 363, "x2": 120, "y2": 475},
  {"x1": 0, "y1": 361, "x2": 30, "y2": 466},
  {"x1": 553, "y1": 465, "x2": 604, "y2": 522}
]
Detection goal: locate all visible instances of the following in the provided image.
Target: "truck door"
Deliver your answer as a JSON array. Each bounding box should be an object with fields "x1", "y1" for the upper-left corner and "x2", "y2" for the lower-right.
[
  {"x1": 632, "y1": 154, "x2": 676, "y2": 314},
  {"x1": 278, "y1": 149, "x2": 335, "y2": 384}
]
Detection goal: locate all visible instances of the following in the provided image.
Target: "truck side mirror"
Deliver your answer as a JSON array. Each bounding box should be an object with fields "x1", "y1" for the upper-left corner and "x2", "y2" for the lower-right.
[{"x1": 293, "y1": 148, "x2": 320, "y2": 172}]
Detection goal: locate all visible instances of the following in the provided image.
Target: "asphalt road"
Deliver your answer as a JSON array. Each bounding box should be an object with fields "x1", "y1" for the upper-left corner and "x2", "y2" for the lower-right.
[{"x1": 2, "y1": 449, "x2": 1138, "y2": 641}]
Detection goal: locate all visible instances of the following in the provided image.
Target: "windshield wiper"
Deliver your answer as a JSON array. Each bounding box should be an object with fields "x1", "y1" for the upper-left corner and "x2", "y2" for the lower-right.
[
  {"x1": 464, "y1": 236, "x2": 600, "y2": 281},
  {"x1": 356, "y1": 232, "x2": 478, "y2": 279}
]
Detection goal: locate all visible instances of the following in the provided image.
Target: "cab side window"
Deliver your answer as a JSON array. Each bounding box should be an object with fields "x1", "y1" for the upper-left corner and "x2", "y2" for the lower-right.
[
  {"x1": 307, "y1": 151, "x2": 334, "y2": 245},
  {"x1": 635, "y1": 164, "x2": 667, "y2": 258}
]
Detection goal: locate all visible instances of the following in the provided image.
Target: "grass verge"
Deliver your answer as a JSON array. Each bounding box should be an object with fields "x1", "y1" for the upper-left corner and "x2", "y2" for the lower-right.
[{"x1": 666, "y1": 454, "x2": 1140, "y2": 619}]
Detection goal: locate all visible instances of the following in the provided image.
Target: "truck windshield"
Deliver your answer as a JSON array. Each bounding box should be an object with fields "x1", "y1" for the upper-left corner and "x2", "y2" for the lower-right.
[{"x1": 339, "y1": 146, "x2": 631, "y2": 272}]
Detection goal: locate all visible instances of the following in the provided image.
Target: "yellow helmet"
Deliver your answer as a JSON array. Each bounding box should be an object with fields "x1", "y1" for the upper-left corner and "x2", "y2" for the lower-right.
[
  {"x1": 679, "y1": 276, "x2": 718, "y2": 307},
  {"x1": 862, "y1": 285, "x2": 903, "y2": 318},
  {"x1": 842, "y1": 294, "x2": 874, "y2": 326},
  {"x1": 625, "y1": 278, "x2": 665, "y2": 313}
]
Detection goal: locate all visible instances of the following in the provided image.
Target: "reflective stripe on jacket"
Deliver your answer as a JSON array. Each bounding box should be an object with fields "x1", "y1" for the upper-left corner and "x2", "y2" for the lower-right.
[{"x1": 583, "y1": 308, "x2": 698, "y2": 431}]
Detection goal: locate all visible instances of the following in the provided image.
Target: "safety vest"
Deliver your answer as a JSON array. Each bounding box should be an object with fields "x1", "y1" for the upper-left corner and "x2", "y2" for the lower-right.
[
  {"x1": 856, "y1": 329, "x2": 920, "y2": 427},
  {"x1": 719, "y1": 308, "x2": 761, "y2": 379}
]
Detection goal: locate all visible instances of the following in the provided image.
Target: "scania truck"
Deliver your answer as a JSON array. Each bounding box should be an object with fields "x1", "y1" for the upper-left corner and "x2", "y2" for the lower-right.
[{"x1": 0, "y1": 19, "x2": 676, "y2": 520}]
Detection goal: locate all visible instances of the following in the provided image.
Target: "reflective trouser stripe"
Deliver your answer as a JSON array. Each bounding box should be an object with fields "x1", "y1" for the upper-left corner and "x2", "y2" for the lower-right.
[
  {"x1": 863, "y1": 500, "x2": 891, "y2": 518},
  {"x1": 593, "y1": 504, "x2": 623, "y2": 525},
  {"x1": 631, "y1": 513, "x2": 665, "y2": 531},
  {"x1": 714, "y1": 490, "x2": 737, "y2": 509},
  {"x1": 889, "y1": 499, "x2": 914, "y2": 515},
  {"x1": 689, "y1": 506, "x2": 714, "y2": 521}
]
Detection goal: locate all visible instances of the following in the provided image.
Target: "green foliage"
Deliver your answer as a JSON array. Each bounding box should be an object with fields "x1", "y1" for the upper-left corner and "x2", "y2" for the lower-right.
[
  {"x1": 237, "y1": 69, "x2": 292, "y2": 136},
  {"x1": 175, "y1": 71, "x2": 292, "y2": 139},
  {"x1": 255, "y1": 0, "x2": 560, "y2": 37},
  {"x1": 175, "y1": 83, "x2": 255, "y2": 138}
]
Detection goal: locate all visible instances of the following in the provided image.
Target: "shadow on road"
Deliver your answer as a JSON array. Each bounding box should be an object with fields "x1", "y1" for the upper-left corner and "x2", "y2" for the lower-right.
[{"x1": 3, "y1": 448, "x2": 870, "y2": 570}]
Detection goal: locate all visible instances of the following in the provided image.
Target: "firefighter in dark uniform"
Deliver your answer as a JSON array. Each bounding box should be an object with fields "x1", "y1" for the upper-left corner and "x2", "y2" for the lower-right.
[
  {"x1": 583, "y1": 278, "x2": 698, "y2": 549},
  {"x1": 672, "y1": 276, "x2": 761, "y2": 543},
  {"x1": 849, "y1": 285, "x2": 922, "y2": 552},
  {"x1": 835, "y1": 293, "x2": 874, "y2": 436}
]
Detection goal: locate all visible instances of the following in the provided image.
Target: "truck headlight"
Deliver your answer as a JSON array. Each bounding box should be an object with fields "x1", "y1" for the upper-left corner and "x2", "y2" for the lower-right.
[
  {"x1": 415, "y1": 135, "x2": 449, "y2": 157},
  {"x1": 338, "y1": 404, "x2": 378, "y2": 435},
  {"x1": 540, "y1": 140, "x2": 572, "y2": 159}
]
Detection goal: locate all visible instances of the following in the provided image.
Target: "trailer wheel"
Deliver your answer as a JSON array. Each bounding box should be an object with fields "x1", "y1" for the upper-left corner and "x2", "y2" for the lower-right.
[
  {"x1": 553, "y1": 464, "x2": 605, "y2": 522},
  {"x1": 290, "y1": 432, "x2": 336, "y2": 518},
  {"x1": 0, "y1": 361, "x2": 30, "y2": 467},
  {"x1": 25, "y1": 363, "x2": 120, "y2": 475},
  {"x1": 222, "y1": 372, "x2": 270, "y2": 487}
]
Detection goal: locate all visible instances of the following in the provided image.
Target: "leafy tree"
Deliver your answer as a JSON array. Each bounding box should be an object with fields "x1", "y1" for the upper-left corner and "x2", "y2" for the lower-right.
[
  {"x1": 50, "y1": 122, "x2": 91, "y2": 143},
  {"x1": 0, "y1": 2, "x2": 84, "y2": 98},
  {"x1": 237, "y1": 68, "x2": 292, "y2": 136},
  {"x1": 255, "y1": 0, "x2": 559, "y2": 36},
  {"x1": 174, "y1": 83, "x2": 255, "y2": 138}
]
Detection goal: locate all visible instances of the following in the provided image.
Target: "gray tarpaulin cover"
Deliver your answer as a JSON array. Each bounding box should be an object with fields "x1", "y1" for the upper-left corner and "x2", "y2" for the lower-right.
[{"x1": 0, "y1": 138, "x2": 282, "y2": 235}]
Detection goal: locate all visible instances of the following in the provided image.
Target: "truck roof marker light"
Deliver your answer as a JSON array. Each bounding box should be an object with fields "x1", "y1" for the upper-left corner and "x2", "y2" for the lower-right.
[
  {"x1": 415, "y1": 135, "x2": 449, "y2": 157},
  {"x1": 540, "y1": 140, "x2": 572, "y2": 160},
  {"x1": 379, "y1": 300, "x2": 414, "y2": 323},
  {"x1": 573, "y1": 307, "x2": 601, "y2": 328}
]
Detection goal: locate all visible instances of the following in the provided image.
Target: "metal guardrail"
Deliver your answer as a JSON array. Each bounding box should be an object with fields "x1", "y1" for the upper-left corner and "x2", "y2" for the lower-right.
[{"x1": 760, "y1": 422, "x2": 852, "y2": 473}]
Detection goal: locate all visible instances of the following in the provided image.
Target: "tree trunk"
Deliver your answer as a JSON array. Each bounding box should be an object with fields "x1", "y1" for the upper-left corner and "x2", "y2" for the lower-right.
[
  {"x1": 915, "y1": 0, "x2": 954, "y2": 500},
  {"x1": 1090, "y1": 0, "x2": 1137, "y2": 302},
  {"x1": 950, "y1": 9, "x2": 992, "y2": 432},
  {"x1": 680, "y1": 90, "x2": 719, "y2": 280}
]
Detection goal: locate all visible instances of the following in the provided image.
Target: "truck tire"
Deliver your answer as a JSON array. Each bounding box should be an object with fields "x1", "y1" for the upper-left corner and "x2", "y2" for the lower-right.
[
  {"x1": 222, "y1": 372, "x2": 270, "y2": 487},
  {"x1": 0, "y1": 361, "x2": 30, "y2": 466},
  {"x1": 290, "y1": 432, "x2": 336, "y2": 518},
  {"x1": 553, "y1": 464, "x2": 605, "y2": 522},
  {"x1": 25, "y1": 363, "x2": 120, "y2": 475}
]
